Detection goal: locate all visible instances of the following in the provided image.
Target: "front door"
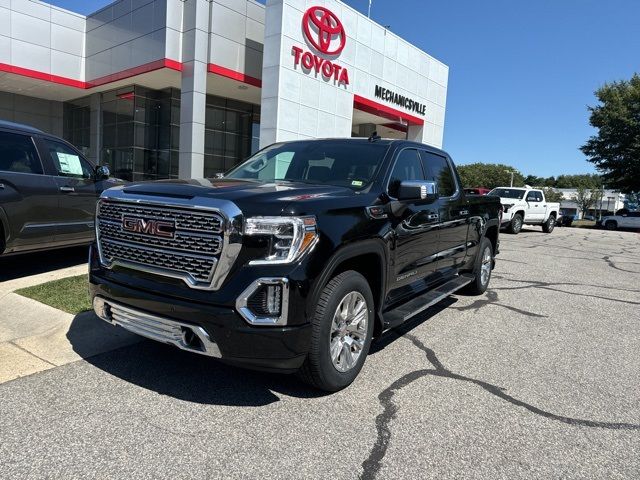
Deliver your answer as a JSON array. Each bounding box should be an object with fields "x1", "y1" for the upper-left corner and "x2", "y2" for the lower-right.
[
  {"x1": 0, "y1": 130, "x2": 59, "y2": 251},
  {"x1": 421, "y1": 151, "x2": 470, "y2": 272},
  {"x1": 525, "y1": 190, "x2": 546, "y2": 222},
  {"x1": 387, "y1": 148, "x2": 441, "y2": 292},
  {"x1": 38, "y1": 137, "x2": 99, "y2": 244}
]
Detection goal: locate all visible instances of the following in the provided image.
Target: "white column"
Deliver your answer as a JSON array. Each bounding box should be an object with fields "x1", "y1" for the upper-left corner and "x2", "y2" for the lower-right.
[
  {"x1": 407, "y1": 124, "x2": 425, "y2": 143},
  {"x1": 178, "y1": 0, "x2": 210, "y2": 179}
]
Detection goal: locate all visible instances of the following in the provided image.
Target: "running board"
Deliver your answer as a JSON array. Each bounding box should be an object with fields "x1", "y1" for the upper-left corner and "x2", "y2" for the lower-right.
[{"x1": 383, "y1": 274, "x2": 474, "y2": 329}]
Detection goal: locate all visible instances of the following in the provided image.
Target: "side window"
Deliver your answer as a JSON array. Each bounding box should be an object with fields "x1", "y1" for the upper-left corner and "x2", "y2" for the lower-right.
[
  {"x1": 0, "y1": 131, "x2": 43, "y2": 174},
  {"x1": 526, "y1": 190, "x2": 543, "y2": 202},
  {"x1": 388, "y1": 149, "x2": 425, "y2": 198},
  {"x1": 422, "y1": 152, "x2": 456, "y2": 197},
  {"x1": 43, "y1": 138, "x2": 93, "y2": 179}
]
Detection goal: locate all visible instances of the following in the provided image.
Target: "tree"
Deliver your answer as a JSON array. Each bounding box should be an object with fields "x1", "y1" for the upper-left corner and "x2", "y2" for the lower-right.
[
  {"x1": 542, "y1": 187, "x2": 564, "y2": 203},
  {"x1": 581, "y1": 74, "x2": 640, "y2": 195},
  {"x1": 554, "y1": 174, "x2": 602, "y2": 189},
  {"x1": 457, "y1": 163, "x2": 524, "y2": 189},
  {"x1": 572, "y1": 186, "x2": 602, "y2": 218}
]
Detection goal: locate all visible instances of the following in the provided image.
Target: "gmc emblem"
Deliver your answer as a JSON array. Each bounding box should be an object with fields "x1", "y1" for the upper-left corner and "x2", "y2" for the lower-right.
[{"x1": 122, "y1": 216, "x2": 175, "y2": 238}]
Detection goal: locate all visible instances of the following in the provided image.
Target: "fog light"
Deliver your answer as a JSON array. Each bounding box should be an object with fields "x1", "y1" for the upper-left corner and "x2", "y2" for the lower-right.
[
  {"x1": 237, "y1": 278, "x2": 290, "y2": 326},
  {"x1": 247, "y1": 283, "x2": 282, "y2": 317},
  {"x1": 266, "y1": 285, "x2": 282, "y2": 316}
]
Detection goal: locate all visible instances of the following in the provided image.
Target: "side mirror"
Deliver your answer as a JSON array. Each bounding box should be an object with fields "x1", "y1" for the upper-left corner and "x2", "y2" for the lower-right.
[
  {"x1": 397, "y1": 181, "x2": 438, "y2": 201},
  {"x1": 214, "y1": 172, "x2": 225, "y2": 179},
  {"x1": 95, "y1": 165, "x2": 110, "y2": 180}
]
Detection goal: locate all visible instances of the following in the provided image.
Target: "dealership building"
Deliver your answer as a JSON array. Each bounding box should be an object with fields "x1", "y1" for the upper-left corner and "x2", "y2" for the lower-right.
[{"x1": 0, "y1": 0, "x2": 449, "y2": 180}]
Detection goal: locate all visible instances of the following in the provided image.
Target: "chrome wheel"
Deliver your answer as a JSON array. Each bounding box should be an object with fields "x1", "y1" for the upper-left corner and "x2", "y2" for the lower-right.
[
  {"x1": 329, "y1": 291, "x2": 368, "y2": 373},
  {"x1": 513, "y1": 217, "x2": 522, "y2": 232},
  {"x1": 480, "y1": 246, "x2": 492, "y2": 286}
]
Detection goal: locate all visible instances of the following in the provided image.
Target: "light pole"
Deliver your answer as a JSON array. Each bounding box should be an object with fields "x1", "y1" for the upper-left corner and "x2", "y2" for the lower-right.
[
  {"x1": 504, "y1": 170, "x2": 514, "y2": 187},
  {"x1": 368, "y1": 0, "x2": 372, "y2": 18}
]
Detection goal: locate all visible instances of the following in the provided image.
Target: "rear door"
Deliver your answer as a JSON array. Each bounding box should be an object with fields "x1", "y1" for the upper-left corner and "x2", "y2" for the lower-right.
[
  {"x1": 525, "y1": 190, "x2": 546, "y2": 222},
  {"x1": 0, "y1": 129, "x2": 59, "y2": 251},
  {"x1": 622, "y1": 212, "x2": 640, "y2": 228},
  {"x1": 37, "y1": 137, "x2": 98, "y2": 244},
  {"x1": 421, "y1": 150, "x2": 470, "y2": 273},
  {"x1": 388, "y1": 148, "x2": 441, "y2": 290}
]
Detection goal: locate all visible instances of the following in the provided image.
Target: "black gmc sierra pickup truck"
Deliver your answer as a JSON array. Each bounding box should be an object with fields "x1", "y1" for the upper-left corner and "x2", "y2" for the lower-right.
[{"x1": 89, "y1": 138, "x2": 501, "y2": 391}]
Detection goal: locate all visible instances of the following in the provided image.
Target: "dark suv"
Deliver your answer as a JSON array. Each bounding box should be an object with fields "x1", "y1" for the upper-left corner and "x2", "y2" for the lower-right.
[
  {"x1": 90, "y1": 138, "x2": 501, "y2": 391},
  {"x1": 0, "y1": 120, "x2": 118, "y2": 256}
]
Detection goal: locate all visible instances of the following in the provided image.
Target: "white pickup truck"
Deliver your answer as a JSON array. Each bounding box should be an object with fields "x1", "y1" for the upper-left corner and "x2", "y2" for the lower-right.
[{"x1": 488, "y1": 186, "x2": 560, "y2": 234}]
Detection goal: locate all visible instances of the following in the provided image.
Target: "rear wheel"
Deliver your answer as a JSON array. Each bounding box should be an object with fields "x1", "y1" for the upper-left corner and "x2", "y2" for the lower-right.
[
  {"x1": 508, "y1": 213, "x2": 523, "y2": 234},
  {"x1": 542, "y1": 215, "x2": 556, "y2": 233},
  {"x1": 298, "y1": 270, "x2": 375, "y2": 392},
  {"x1": 605, "y1": 220, "x2": 617, "y2": 231},
  {"x1": 461, "y1": 237, "x2": 494, "y2": 295}
]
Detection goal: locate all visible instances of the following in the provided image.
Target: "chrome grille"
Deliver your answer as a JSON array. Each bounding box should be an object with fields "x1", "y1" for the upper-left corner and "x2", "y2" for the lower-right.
[
  {"x1": 99, "y1": 201, "x2": 223, "y2": 233},
  {"x1": 99, "y1": 220, "x2": 221, "y2": 255},
  {"x1": 97, "y1": 200, "x2": 225, "y2": 288}
]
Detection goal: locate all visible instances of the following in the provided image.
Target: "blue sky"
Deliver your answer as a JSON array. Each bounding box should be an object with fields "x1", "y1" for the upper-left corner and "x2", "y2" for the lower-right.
[{"x1": 49, "y1": 0, "x2": 639, "y2": 177}]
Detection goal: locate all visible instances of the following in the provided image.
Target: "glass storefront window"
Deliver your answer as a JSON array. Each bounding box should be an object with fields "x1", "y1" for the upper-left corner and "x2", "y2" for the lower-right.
[
  {"x1": 204, "y1": 94, "x2": 260, "y2": 177},
  {"x1": 65, "y1": 87, "x2": 259, "y2": 181}
]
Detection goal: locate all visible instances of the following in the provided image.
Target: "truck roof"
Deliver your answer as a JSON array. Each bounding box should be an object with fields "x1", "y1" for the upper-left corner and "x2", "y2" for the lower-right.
[{"x1": 0, "y1": 119, "x2": 44, "y2": 134}]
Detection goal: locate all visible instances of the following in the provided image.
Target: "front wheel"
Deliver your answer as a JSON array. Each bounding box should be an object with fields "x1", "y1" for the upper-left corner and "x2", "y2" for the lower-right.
[
  {"x1": 542, "y1": 215, "x2": 556, "y2": 233},
  {"x1": 508, "y1": 213, "x2": 523, "y2": 234},
  {"x1": 298, "y1": 270, "x2": 375, "y2": 392},
  {"x1": 605, "y1": 220, "x2": 617, "y2": 231},
  {"x1": 461, "y1": 237, "x2": 494, "y2": 295}
]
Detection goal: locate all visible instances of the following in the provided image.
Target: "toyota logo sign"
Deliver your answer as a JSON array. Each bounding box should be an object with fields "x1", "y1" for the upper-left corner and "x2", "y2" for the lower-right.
[{"x1": 302, "y1": 6, "x2": 346, "y2": 56}]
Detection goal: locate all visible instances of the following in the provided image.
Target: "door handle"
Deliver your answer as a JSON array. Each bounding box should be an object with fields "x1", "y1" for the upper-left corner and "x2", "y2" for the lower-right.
[
  {"x1": 427, "y1": 213, "x2": 439, "y2": 221},
  {"x1": 459, "y1": 209, "x2": 469, "y2": 216},
  {"x1": 59, "y1": 186, "x2": 75, "y2": 193}
]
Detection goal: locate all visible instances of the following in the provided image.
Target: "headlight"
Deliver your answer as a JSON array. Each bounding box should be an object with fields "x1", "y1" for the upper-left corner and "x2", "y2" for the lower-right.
[{"x1": 245, "y1": 216, "x2": 319, "y2": 265}]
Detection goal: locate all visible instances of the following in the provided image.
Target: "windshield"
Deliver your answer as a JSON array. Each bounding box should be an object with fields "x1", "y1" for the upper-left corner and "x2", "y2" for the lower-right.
[
  {"x1": 224, "y1": 140, "x2": 389, "y2": 189},
  {"x1": 489, "y1": 188, "x2": 526, "y2": 199}
]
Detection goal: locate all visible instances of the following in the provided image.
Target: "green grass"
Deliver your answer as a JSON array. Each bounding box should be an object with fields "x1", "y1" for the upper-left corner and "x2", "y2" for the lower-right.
[
  {"x1": 571, "y1": 220, "x2": 597, "y2": 228},
  {"x1": 16, "y1": 274, "x2": 91, "y2": 315}
]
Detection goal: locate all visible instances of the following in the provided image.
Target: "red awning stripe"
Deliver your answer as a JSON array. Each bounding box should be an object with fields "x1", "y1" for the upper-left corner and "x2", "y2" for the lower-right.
[
  {"x1": 353, "y1": 94, "x2": 424, "y2": 126},
  {"x1": 207, "y1": 63, "x2": 262, "y2": 88},
  {"x1": 0, "y1": 58, "x2": 183, "y2": 90}
]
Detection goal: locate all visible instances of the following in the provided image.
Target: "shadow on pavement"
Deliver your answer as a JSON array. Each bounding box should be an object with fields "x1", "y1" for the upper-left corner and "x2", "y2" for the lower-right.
[
  {"x1": 0, "y1": 246, "x2": 89, "y2": 282},
  {"x1": 370, "y1": 297, "x2": 457, "y2": 355},
  {"x1": 65, "y1": 310, "x2": 325, "y2": 407},
  {"x1": 65, "y1": 297, "x2": 458, "y2": 407}
]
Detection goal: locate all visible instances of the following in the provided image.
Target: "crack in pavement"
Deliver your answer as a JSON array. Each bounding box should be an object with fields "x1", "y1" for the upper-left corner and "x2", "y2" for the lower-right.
[
  {"x1": 491, "y1": 280, "x2": 640, "y2": 306},
  {"x1": 360, "y1": 332, "x2": 640, "y2": 480},
  {"x1": 603, "y1": 255, "x2": 640, "y2": 274},
  {"x1": 450, "y1": 290, "x2": 547, "y2": 318}
]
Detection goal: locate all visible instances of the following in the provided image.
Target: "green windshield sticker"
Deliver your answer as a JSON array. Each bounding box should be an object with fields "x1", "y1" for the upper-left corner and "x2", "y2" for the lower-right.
[{"x1": 351, "y1": 180, "x2": 363, "y2": 187}]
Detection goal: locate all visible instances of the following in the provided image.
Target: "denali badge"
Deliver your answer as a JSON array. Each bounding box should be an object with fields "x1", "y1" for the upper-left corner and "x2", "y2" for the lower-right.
[{"x1": 122, "y1": 217, "x2": 175, "y2": 238}]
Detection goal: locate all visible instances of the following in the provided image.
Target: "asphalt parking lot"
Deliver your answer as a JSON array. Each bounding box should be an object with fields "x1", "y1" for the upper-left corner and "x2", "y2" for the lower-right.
[{"x1": 1, "y1": 227, "x2": 639, "y2": 479}]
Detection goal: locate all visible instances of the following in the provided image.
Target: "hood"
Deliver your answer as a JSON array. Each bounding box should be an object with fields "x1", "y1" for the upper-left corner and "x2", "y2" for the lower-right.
[
  {"x1": 496, "y1": 197, "x2": 523, "y2": 205},
  {"x1": 116, "y1": 178, "x2": 359, "y2": 216}
]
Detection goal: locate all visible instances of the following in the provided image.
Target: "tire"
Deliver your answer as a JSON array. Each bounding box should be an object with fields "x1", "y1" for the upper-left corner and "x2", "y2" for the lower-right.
[
  {"x1": 461, "y1": 237, "x2": 494, "y2": 295},
  {"x1": 298, "y1": 270, "x2": 375, "y2": 392},
  {"x1": 605, "y1": 220, "x2": 617, "y2": 231},
  {"x1": 507, "y1": 213, "x2": 523, "y2": 234},
  {"x1": 542, "y1": 215, "x2": 556, "y2": 233}
]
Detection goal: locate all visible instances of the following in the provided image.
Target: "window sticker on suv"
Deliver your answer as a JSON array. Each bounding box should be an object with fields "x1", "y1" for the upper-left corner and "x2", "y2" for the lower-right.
[{"x1": 56, "y1": 152, "x2": 83, "y2": 176}]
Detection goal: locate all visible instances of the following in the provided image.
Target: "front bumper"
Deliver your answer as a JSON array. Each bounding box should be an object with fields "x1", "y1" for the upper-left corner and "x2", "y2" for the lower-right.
[
  {"x1": 500, "y1": 210, "x2": 514, "y2": 226},
  {"x1": 89, "y1": 275, "x2": 311, "y2": 373}
]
